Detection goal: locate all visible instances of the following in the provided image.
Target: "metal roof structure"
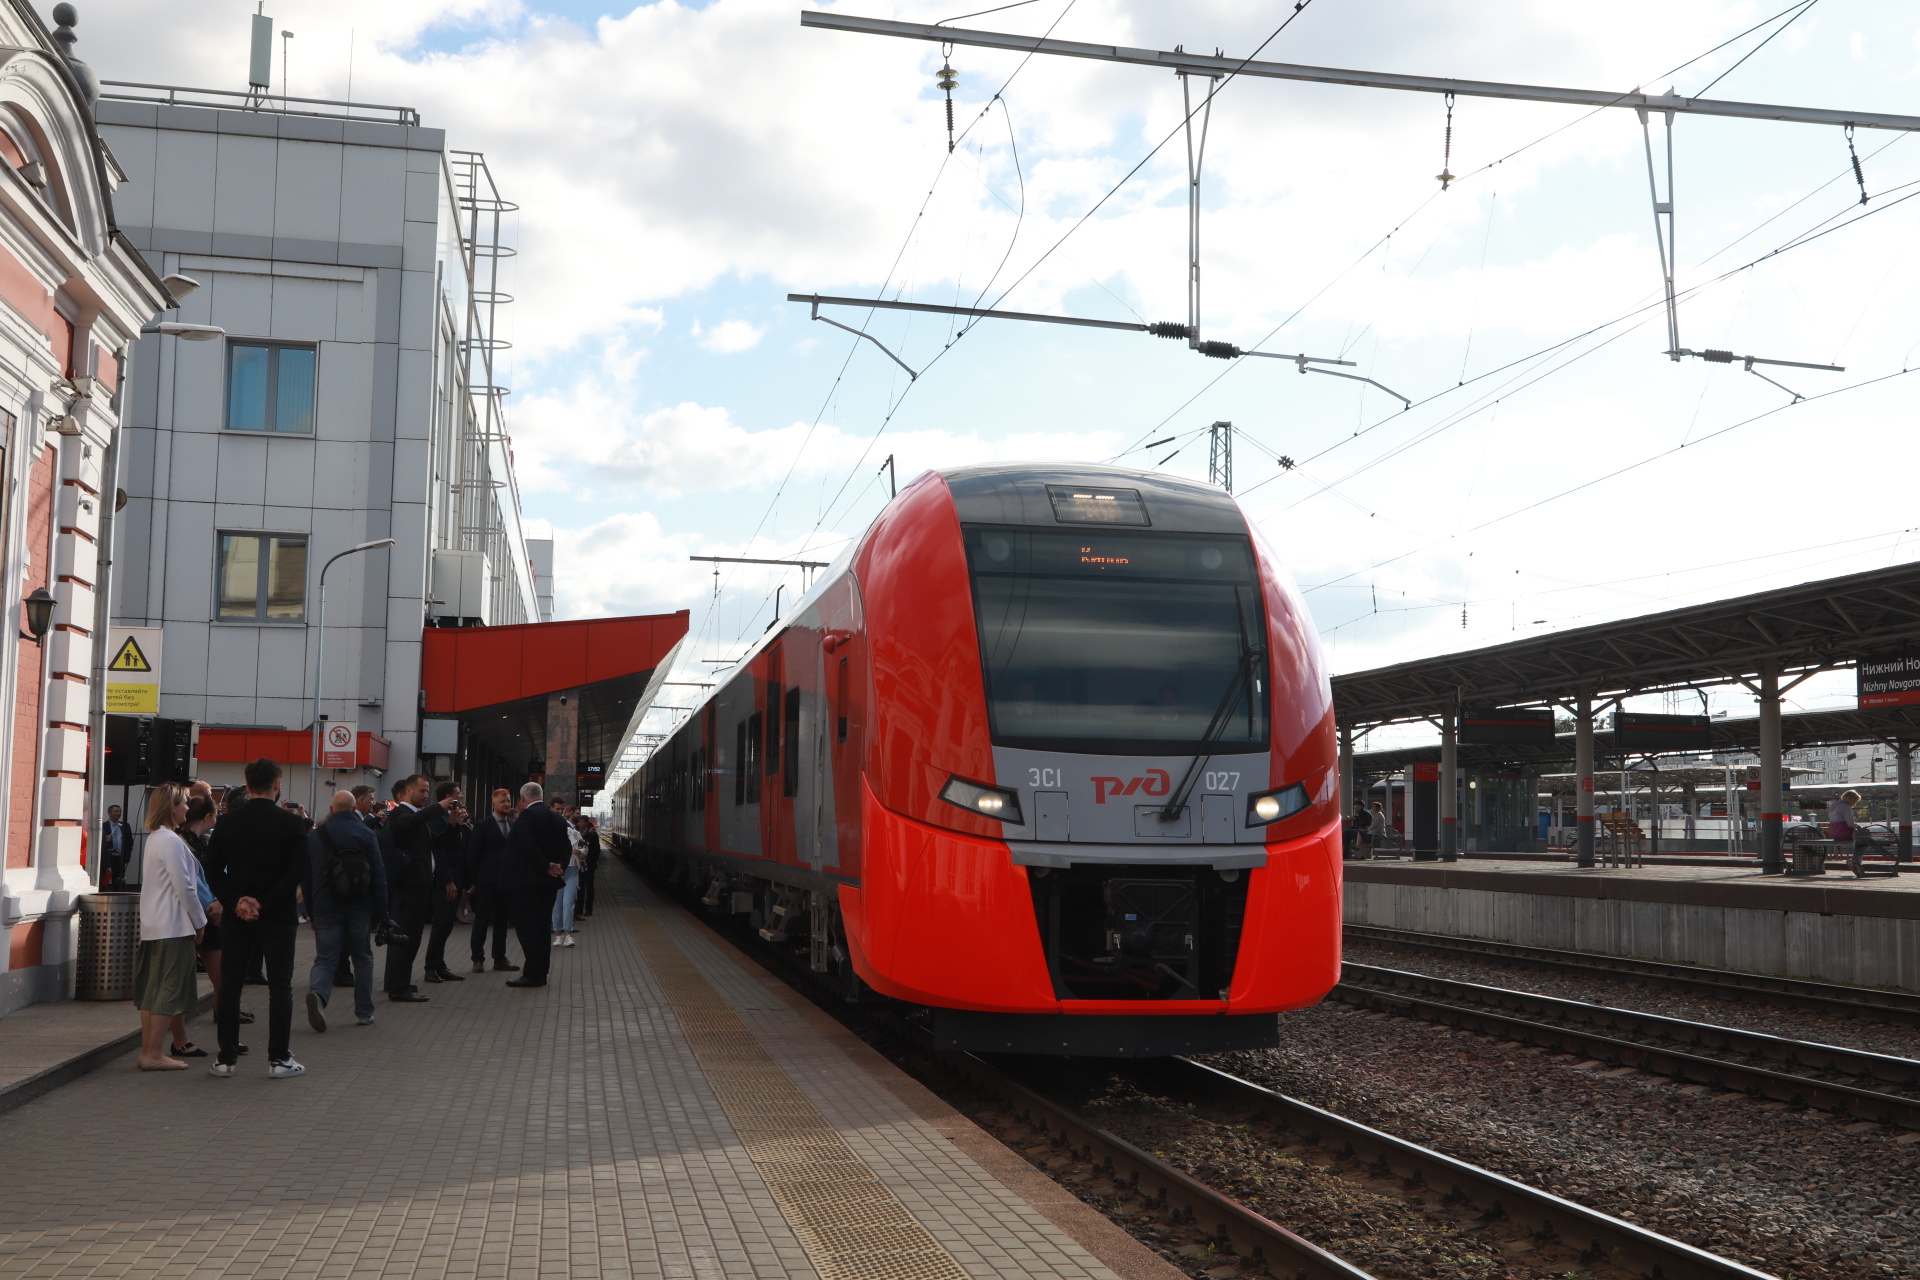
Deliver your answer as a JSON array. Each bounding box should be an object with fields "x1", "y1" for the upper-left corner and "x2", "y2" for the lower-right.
[
  {"x1": 1351, "y1": 705, "x2": 1920, "y2": 775},
  {"x1": 1332, "y1": 561, "x2": 1920, "y2": 726}
]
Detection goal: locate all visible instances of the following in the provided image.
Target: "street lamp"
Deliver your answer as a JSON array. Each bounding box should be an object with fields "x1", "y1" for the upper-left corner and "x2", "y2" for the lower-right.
[
  {"x1": 140, "y1": 322, "x2": 224, "y2": 341},
  {"x1": 309, "y1": 538, "x2": 396, "y2": 815}
]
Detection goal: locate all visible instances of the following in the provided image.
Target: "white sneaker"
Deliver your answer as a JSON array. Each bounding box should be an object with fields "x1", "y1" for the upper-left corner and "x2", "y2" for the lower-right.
[
  {"x1": 208, "y1": 1061, "x2": 235, "y2": 1078},
  {"x1": 562, "y1": 934, "x2": 576, "y2": 948},
  {"x1": 356, "y1": 1014, "x2": 375, "y2": 1026},
  {"x1": 269, "y1": 1057, "x2": 306, "y2": 1079}
]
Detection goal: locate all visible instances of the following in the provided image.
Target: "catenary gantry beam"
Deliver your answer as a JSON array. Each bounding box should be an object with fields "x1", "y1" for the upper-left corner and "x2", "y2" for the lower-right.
[{"x1": 804, "y1": 13, "x2": 1920, "y2": 134}]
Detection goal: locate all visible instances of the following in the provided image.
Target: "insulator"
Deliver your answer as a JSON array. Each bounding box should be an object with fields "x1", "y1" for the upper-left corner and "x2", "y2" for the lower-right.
[
  {"x1": 1147, "y1": 321, "x2": 1193, "y2": 339},
  {"x1": 1700, "y1": 349, "x2": 1735, "y2": 364},
  {"x1": 1197, "y1": 340, "x2": 1240, "y2": 359},
  {"x1": 937, "y1": 65, "x2": 958, "y2": 90}
]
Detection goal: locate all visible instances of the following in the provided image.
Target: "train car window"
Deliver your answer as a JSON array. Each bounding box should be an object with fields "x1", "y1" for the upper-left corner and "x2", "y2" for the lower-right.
[
  {"x1": 833, "y1": 656, "x2": 848, "y2": 744},
  {"x1": 745, "y1": 713, "x2": 763, "y2": 803},
  {"x1": 734, "y1": 722, "x2": 747, "y2": 806},
  {"x1": 765, "y1": 679, "x2": 782, "y2": 777},
  {"x1": 783, "y1": 686, "x2": 802, "y2": 798},
  {"x1": 963, "y1": 526, "x2": 1269, "y2": 755}
]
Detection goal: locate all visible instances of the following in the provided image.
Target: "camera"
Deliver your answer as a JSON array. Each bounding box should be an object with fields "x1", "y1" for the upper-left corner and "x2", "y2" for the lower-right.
[{"x1": 375, "y1": 923, "x2": 408, "y2": 948}]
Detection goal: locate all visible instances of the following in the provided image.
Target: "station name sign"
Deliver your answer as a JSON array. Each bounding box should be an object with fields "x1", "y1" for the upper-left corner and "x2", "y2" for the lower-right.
[
  {"x1": 1459, "y1": 706, "x2": 1556, "y2": 746},
  {"x1": 1612, "y1": 711, "x2": 1711, "y2": 752},
  {"x1": 1857, "y1": 651, "x2": 1920, "y2": 709}
]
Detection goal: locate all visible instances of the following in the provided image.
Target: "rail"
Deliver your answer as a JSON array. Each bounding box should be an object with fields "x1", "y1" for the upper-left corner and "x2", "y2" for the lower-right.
[
  {"x1": 1150, "y1": 1058, "x2": 1778, "y2": 1280},
  {"x1": 1337, "y1": 963, "x2": 1920, "y2": 1130},
  {"x1": 1345, "y1": 924, "x2": 1920, "y2": 1025},
  {"x1": 945, "y1": 1053, "x2": 1376, "y2": 1280}
]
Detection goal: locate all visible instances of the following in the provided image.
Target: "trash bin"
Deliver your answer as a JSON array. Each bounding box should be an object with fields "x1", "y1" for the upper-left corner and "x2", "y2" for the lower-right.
[{"x1": 76, "y1": 892, "x2": 140, "y2": 1000}]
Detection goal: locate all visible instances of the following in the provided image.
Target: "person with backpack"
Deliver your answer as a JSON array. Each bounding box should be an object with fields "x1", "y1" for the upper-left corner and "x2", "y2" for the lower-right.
[{"x1": 303, "y1": 790, "x2": 391, "y2": 1033}]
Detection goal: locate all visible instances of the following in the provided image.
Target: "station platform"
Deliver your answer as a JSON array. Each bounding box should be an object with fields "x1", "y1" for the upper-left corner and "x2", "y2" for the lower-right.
[
  {"x1": 0, "y1": 863, "x2": 1174, "y2": 1280},
  {"x1": 1344, "y1": 858, "x2": 1920, "y2": 992}
]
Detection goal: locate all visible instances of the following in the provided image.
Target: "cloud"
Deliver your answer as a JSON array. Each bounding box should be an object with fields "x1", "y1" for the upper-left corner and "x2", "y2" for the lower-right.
[
  {"x1": 509, "y1": 377, "x2": 1125, "y2": 500},
  {"x1": 693, "y1": 319, "x2": 765, "y2": 353}
]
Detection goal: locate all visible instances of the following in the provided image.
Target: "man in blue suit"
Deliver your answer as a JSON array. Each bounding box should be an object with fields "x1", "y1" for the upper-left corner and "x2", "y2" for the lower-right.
[
  {"x1": 501, "y1": 782, "x2": 570, "y2": 988},
  {"x1": 466, "y1": 788, "x2": 519, "y2": 973}
]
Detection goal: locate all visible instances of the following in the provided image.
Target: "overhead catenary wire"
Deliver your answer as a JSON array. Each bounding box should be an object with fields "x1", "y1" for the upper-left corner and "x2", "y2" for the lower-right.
[
  {"x1": 787, "y1": 0, "x2": 1320, "y2": 556},
  {"x1": 1106, "y1": 0, "x2": 1875, "y2": 465}
]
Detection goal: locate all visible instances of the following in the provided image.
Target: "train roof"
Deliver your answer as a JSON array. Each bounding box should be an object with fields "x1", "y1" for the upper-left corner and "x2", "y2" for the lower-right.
[{"x1": 939, "y1": 462, "x2": 1248, "y2": 535}]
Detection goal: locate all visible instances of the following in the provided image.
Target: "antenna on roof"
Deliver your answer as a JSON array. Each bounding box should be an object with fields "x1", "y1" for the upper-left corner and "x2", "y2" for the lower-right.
[{"x1": 248, "y1": 7, "x2": 272, "y2": 106}]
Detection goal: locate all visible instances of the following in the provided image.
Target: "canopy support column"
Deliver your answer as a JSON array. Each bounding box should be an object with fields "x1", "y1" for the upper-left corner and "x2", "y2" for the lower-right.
[
  {"x1": 1439, "y1": 708, "x2": 1458, "y2": 862},
  {"x1": 1575, "y1": 693, "x2": 1595, "y2": 868},
  {"x1": 1898, "y1": 743, "x2": 1912, "y2": 864},
  {"x1": 1759, "y1": 662, "x2": 1784, "y2": 874},
  {"x1": 1338, "y1": 722, "x2": 1355, "y2": 857}
]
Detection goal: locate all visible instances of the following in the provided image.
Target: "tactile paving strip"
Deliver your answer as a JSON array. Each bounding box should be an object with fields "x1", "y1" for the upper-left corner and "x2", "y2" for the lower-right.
[{"x1": 625, "y1": 904, "x2": 972, "y2": 1280}]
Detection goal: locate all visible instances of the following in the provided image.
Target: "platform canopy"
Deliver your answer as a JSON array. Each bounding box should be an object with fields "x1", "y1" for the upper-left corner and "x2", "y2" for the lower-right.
[
  {"x1": 1352, "y1": 704, "x2": 1920, "y2": 775},
  {"x1": 1333, "y1": 561, "x2": 1920, "y2": 727},
  {"x1": 421, "y1": 611, "x2": 689, "y2": 786}
]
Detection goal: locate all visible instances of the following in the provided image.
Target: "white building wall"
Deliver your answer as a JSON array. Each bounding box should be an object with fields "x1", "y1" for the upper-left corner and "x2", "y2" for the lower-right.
[{"x1": 99, "y1": 99, "x2": 538, "y2": 795}]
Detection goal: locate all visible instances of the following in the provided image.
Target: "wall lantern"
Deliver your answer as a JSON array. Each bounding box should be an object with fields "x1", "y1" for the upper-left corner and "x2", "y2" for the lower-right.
[{"x1": 21, "y1": 587, "x2": 55, "y2": 643}]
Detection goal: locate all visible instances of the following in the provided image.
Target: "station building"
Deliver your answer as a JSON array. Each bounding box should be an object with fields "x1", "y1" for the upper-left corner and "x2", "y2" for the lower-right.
[
  {"x1": 95, "y1": 74, "x2": 541, "y2": 803},
  {"x1": 0, "y1": 4, "x2": 169, "y2": 1015}
]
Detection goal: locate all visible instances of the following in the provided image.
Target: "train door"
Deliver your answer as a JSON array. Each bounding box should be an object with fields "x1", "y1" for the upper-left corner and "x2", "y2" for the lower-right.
[{"x1": 764, "y1": 647, "x2": 787, "y2": 863}]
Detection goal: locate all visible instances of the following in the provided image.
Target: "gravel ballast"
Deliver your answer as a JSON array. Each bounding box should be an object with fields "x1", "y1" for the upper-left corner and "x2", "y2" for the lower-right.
[{"x1": 1205, "y1": 1002, "x2": 1920, "y2": 1280}]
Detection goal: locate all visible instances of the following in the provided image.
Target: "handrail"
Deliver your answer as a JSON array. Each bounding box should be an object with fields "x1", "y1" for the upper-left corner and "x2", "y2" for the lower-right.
[{"x1": 98, "y1": 80, "x2": 420, "y2": 127}]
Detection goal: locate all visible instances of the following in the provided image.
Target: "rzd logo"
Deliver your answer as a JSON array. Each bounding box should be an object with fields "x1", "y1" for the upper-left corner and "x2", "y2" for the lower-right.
[{"x1": 1092, "y1": 770, "x2": 1170, "y2": 803}]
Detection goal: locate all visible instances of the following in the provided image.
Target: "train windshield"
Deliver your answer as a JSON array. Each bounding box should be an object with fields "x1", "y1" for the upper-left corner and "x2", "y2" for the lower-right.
[{"x1": 964, "y1": 526, "x2": 1269, "y2": 755}]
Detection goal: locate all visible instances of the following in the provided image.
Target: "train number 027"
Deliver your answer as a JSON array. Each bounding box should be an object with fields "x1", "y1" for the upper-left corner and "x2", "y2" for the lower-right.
[
  {"x1": 1204, "y1": 771, "x2": 1240, "y2": 792},
  {"x1": 1028, "y1": 767, "x2": 1062, "y2": 788}
]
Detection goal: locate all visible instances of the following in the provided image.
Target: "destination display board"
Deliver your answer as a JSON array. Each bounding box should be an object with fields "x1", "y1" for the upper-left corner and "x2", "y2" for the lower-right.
[
  {"x1": 1459, "y1": 706, "x2": 1556, "y2": 746},
  {"x1": 1612, "y1": 711, "x2": 1711, "y2": 753},
  {"x1": 1857, "y1": 651, "x2": 1920, "y2": 709}
]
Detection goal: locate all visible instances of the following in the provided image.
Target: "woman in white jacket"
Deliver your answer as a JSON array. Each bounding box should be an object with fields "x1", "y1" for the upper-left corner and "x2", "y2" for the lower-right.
[{"x1": 131, "y1": 783, "x2": 205, "y2": 1071}]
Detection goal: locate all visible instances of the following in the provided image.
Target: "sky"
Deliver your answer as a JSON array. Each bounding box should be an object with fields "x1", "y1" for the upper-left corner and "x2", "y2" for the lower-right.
[{"x1": 63, "y1": 0, "x2": 1920, "y2": 750}]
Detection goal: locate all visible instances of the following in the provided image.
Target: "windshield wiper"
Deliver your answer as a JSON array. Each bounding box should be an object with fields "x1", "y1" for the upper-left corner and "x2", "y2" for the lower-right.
[{"x1": 1159, "y1": 589, "x2": 1260, "y2": 823}]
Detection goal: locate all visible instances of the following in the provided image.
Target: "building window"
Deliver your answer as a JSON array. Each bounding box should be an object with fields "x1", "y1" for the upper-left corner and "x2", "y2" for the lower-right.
[
  {"x1": 226, "y1": 342, "x2": 316, "y2": 433},
  {"x1": 218, "y1": 533, "x2": 307, "y2": 622}
]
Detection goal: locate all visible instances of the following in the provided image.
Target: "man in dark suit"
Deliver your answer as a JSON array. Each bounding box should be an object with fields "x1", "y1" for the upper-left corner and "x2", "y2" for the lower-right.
[
  {"x1": 422, "y1": 783, "x2": 471, "y2": 984},
  {"x1": 381, "y1": 774, "x2": 454, "y2": 1002},
  {"x1": 501, "y1": 782, "x2": 569, "y2": 988},
  {"x1": 205, "y1": 757, "x2": 311, "y2": 1077},
  {"x1": 466, "y1": 788, "x2": 519, "y2": 974},
  {"x1": 99, "y1": 804, "x2": 132, "y2": 888}
]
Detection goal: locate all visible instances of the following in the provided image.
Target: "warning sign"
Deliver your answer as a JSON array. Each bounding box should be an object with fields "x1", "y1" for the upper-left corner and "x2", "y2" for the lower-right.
[
  {"x1": 321, "y1": 720, "x2": 359, "y2": 769},
  {"x1": 104, "y1": 626, "x2": 162, "y2": 714},
  {"x1": 109, "y1": 635, "x2": 153, "y2": 671}
]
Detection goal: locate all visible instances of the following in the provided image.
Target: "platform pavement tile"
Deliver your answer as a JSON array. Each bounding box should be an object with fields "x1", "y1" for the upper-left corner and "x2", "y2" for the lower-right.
[{"x1": 0, "y1": 864, "x2": 829, "y2": 1280}]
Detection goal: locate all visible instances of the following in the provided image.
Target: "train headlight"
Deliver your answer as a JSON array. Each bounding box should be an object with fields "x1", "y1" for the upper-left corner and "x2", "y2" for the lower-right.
[
  {"x1": 1247, "y1": 782, "x2": 1310, "y2": 828},
  {"x1": 939, "y1": 775, "x2": 1024, "y2": 824}
]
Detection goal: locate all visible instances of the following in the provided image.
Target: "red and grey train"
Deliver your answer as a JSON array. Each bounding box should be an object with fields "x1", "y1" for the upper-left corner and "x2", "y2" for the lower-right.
[{"x1": 608, "y1": 464, "x2": 1341, "y2": 1055}]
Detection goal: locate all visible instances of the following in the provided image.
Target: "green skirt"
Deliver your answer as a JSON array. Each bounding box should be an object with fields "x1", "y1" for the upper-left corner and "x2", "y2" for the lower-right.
[{"x1": 132, "y1": 935, "x2": 198, "y2": 1016}]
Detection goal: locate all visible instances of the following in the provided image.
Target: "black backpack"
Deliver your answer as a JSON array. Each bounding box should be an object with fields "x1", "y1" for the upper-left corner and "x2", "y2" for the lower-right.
[{"x1": 319, "y1": 824, "x2": 370, "y2": 903}]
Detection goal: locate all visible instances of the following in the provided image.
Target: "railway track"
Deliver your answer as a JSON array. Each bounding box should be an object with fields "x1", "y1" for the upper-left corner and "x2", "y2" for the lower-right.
[
  {"x1": 1345, "y1": 925, "x2": 1920, "y2": 1027},
  {"x1": 655, "y1": 869, "x2": 1788, "y2": 1280},
  {"x1": 1335, "y1": 963, "x2": 1920, "y2": 1130},
  {"x1": 959, "y1": 1051, "x2": 1779, "y2": 1280}
]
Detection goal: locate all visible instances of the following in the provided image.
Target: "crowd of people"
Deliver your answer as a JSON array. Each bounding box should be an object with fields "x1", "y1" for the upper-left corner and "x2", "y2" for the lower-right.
[{"x1": 128, "y1": 758, "x2": 601, "y2": 1077}]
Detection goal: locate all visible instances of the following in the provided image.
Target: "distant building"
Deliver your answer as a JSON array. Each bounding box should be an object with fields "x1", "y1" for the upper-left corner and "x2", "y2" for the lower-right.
[
  {"x1": 0, "y1": 2, "x2": 168, "y2": 1015},
  {"x1": 96, "y1": 59, "x2": 539, "y2": 800}
]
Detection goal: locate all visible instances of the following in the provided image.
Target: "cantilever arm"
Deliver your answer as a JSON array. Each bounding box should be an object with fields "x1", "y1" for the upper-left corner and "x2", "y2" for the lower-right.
[
  {"x1": 1303, "y1": 365, "x2": 1411, "y2": 409},
  {"x1": 809, "y1": 301, "x2": 917, "y2": 380}
]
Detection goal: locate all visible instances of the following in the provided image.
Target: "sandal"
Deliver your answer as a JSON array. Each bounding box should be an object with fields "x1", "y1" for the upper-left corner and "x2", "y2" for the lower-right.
[
  {"x1": 137, "y1": 1058, "x2": 187, "y2": 1071},
  {"x1": 170, "y1": 1042, "x2": 208, "y2": 1058}
]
